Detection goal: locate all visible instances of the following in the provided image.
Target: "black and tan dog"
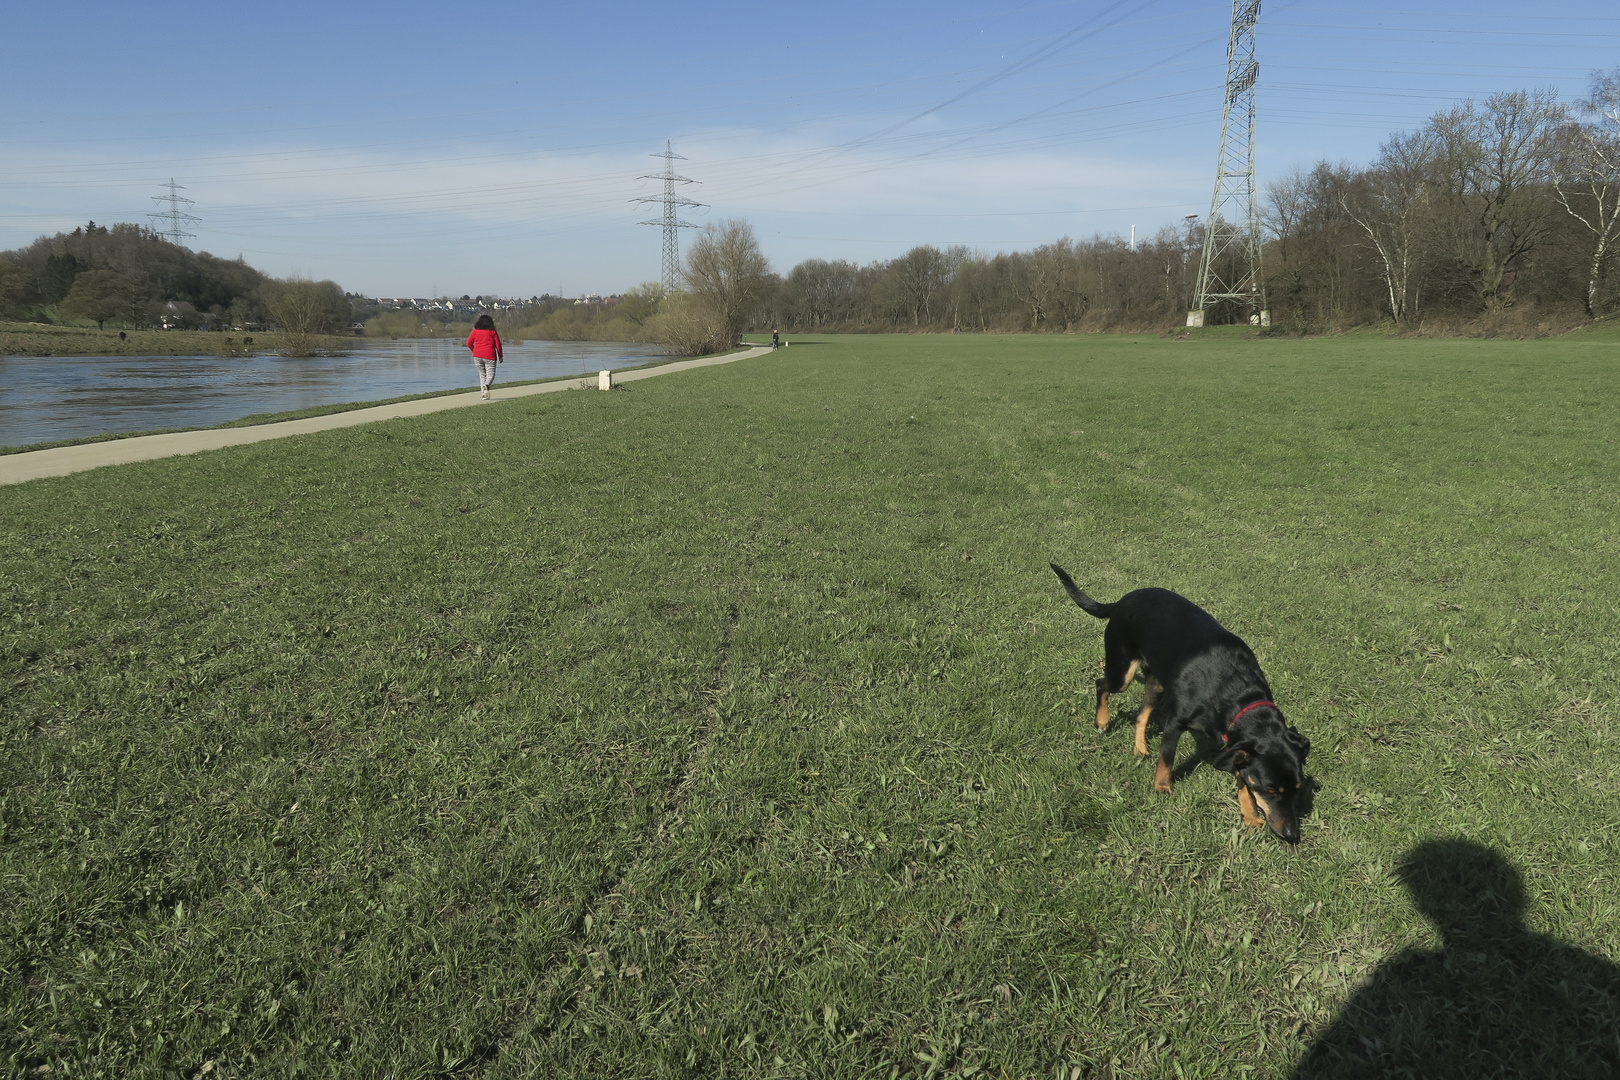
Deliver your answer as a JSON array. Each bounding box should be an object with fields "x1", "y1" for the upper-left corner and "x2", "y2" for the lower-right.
[{"x1": 1050, "y1": 564, "x2": 1311, "y2": 844}]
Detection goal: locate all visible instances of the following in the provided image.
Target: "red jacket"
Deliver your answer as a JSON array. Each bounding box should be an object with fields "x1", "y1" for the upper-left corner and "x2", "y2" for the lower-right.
[{"x1": 466, "y1": 327, "x2": 503, "y2": 360}]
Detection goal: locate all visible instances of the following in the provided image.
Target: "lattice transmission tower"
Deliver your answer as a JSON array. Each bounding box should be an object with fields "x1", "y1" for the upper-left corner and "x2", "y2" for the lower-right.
[
  {"x1": 633, "y1": 141, "x2": 704, "y2": 294},
  {"x1": 148, "y1": 178, "x2": 201, "y2": 247},
  {"x1": 1188, "y1": 0, "x2": 1268, "y2": 327}
]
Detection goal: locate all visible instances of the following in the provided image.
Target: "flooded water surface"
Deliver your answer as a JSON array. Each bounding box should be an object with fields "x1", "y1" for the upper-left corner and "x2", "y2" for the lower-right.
[{"x1": 0, "y1": 338, "x2": 665, "y2": 449}]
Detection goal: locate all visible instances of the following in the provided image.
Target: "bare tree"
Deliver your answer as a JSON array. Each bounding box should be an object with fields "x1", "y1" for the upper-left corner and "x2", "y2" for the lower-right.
[
  {"x1": 1009, "y1": 246, "x2": 1065, "y2": 329},
  {"x1": 1036, "y1": 239, "x2": 1091, "y2": 330},
  {"x1": 646, "y1": 291, "x2": 726, "y2": 357},
  {"x1": 1343, "y1": 132, "x2": 1439, "y2": 323},
  {"x1": 939, "y1": 245, "x2": 970, "y2": 330},
  {"x1": 1263, "y1": 164, "x2": 1362, "y2": 326},
  {"x1": 1551, "y1": 70, "x2": 1620, "y2": 316},
  {"x1": 889, "y1": 245, "x2": 948, "y2": 326},
  {"x1": 263, "y1": 276, "x2": 347, "y2": 356},
  {"x1": 784, "y1": 258, "x2": 856, "y2": 329},
  {"x1": 681, "y1": 219, "x2": 771, "y2": 347},
  {"x1": 948, "y1": 255, "x2": 1003, "y2": 331},
  {"x1": 613, "y1": 281, "x2": 666, "y2": 328},
  {"x1": 1426, "y1": 90, "x2": 1568, "y2": 308}
]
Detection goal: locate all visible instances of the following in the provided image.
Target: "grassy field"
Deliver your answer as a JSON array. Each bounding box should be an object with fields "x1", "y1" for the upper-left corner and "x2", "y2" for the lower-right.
[
  {"x1": 0, "y1": 322, "x2": 345, "y2": 358},
  {"x1": 2, "y1": 333, "x2": 1618, "y2": 1078}
]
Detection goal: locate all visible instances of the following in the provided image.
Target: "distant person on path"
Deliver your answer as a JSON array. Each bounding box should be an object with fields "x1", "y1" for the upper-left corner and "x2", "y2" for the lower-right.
[
  {"x1": 465, "y1": 314, "x2": 503, "y2": 400},
  {"x1": 772, "y1": 328, "x2": 780, "y2": 349}
]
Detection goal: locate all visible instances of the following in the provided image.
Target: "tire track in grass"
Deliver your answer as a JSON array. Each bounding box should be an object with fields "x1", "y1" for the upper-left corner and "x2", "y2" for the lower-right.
[{"x1": 489, "y1": 490, "x2": 775, "y2": 1062}]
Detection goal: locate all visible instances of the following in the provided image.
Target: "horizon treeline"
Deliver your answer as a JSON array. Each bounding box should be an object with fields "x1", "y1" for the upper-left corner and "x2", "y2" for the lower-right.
[
  {"x1": 748, "y1": 81, "x2": 1620, "y2": 336},
  {"x1": 0, "y1": 223, "x2": 349, "y2": 343},
  {"x1": 13, "y1": 76, "x2": 1615, "y2": 348},
  {"x1": 526, "y1": 77, "x2": 1620, "y2": 341}
]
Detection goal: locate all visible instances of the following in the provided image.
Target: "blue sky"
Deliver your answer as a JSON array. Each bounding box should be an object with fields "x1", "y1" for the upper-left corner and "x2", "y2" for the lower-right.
[{"x1": 4, "y1": 0, "x2": 1616, "y2": 296}]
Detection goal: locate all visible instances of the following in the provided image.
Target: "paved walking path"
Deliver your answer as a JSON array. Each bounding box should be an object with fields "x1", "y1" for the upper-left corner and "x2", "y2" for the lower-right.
[{"x1": 1, "y1": 346, "x2": 775, "y2": 486}]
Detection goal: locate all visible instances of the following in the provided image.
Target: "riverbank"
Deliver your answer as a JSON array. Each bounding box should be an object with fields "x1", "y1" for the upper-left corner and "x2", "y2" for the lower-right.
[
  {"x1": 0, "y1": 321, "x2": 347, "y2": 357},
  {"x1": 0, "y1": 346, "x2": 769, "y2": 480},
  {"x1": 1, "y1": 338, "x2": 671, "y2": 450}
]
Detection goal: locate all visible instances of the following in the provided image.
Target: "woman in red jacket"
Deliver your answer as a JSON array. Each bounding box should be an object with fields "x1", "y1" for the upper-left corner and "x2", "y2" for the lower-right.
[{"x1": 465, "y1": 314, "x2": 504, "y2": 400}]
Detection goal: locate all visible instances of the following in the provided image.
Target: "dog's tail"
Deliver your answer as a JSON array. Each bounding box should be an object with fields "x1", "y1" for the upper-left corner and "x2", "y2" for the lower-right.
[{"x1": 1049, "y1": 563, "x2": 1113, "y2": 619}]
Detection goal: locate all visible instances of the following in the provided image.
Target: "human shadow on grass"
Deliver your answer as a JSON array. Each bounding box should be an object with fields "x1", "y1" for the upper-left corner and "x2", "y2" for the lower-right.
[{"x1": 1292, "y1": 838, "x2": 1620, "y2": 1079}]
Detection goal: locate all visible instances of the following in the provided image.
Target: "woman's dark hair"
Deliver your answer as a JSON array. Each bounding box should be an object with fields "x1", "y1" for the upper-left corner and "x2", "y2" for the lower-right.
[{"x1": 474, "y1": 314, "x2": 496, "y2": 331}]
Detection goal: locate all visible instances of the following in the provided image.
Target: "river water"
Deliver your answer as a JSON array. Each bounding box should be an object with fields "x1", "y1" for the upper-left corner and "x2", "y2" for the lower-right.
[{"x1": 0, "y1": 338, "x2": 666, "y2": 449}]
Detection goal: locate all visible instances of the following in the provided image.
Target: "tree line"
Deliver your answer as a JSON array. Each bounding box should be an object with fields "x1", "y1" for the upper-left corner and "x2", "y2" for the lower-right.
[
  {"x1": 615, "y1": 73, "x2": 1620, "y2": 351},
  {"x1": 1265, "y1": 79, "x2": 1620, "y2": 331},
  {"x1": 0, "y1": 222, "x2": 351, "y2": 353},
  {"x1": 12, "y1": 72, "x2": 1611, "y2": 358}
]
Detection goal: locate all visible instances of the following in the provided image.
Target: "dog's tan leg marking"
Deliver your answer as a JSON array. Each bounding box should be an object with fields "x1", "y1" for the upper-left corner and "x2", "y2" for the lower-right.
[
  {"x1": 1133, "y1": 675, "x2": 1163, "y2": 757},
  {"x1": 1153, "y1": 759, "x2": 1173, "y2": 793},
  {"x1": 1096, "y1": 659, "x2": 1139, "y2": 732},
  {"x1": 1237, "y1": 781, "x2": 1265, "y2": 829}
]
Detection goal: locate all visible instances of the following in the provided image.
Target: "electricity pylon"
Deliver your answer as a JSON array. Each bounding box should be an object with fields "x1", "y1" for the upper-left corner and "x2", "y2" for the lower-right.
[
  {"x1": 633, "y1": 141, "x2": 704, "y2": 294},
  {"x1": 148, "y1": 178, "x2": 200, "y2": 247},
  {"x1": 1189, "y1": 0, "x2": 1268, "y2": 327}
]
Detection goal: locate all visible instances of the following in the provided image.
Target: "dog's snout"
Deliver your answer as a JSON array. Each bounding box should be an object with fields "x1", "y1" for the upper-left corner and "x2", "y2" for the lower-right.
[{"x1": 1252, "y1": 791, "x2": 1300, "y2": 845}]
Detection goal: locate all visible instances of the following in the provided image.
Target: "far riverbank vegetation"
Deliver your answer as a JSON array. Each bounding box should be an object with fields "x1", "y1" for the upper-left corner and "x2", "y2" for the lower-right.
[
  {"x1": 7, "y1": 76, "x2": 1617, "y2": 359},
  {"x1": 383, "y1": 80, "x2": 1620, "y2": 355},
  {"x1": 0, "y1": 224, "x2": 351, "y2": 357}
]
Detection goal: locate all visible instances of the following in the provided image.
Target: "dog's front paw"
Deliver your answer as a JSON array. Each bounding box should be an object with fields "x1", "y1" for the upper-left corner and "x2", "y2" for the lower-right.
[{"x1": 1153, "y1": 760, "x2": 1173, "y2": 792}]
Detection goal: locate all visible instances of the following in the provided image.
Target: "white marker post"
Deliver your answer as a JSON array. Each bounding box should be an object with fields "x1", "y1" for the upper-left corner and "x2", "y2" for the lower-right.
[{"x1": 598, "y1": 370, "x2": 614, "y2": 391}]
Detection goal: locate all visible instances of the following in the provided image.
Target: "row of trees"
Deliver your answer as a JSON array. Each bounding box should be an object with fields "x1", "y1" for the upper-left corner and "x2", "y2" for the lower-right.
[
  {"x1": 768, "y1": 230, "x2": 1203, "y2": 334},
  {"x1": 637, "y1": 75, "x2": 1619, "y2": 346},
  {"x1": 1266, "y1": 81, "x2": 1620, "y2": 328},
  {"x1": 14, "y1": 75, "x2": 1609, "y2": 355},
  {"x1": 616, "y1": 214, "x2": 1213, "y2": 353},
  {"x1": 0, "y1": 222, "x2": 352, "y2": 353},
  {"x1": 615, "y1": 217, "x2": 1205, "y2": 355}
]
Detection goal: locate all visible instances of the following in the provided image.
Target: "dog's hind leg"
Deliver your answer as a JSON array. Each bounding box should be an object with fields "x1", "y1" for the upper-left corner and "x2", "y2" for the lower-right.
[
  {"x1": 1154, "y1": 719, "x2": 1183, "y2": 793},
  {"x1": 1096, "y1": 657, "x2": 1139, "y2": 732},
  {"x1": 1095, "y1": 620, "x2": 1140, "y2": 731},
  {"x1": 1133, "y1": 675, "x2": 1164, "y2": 757}
]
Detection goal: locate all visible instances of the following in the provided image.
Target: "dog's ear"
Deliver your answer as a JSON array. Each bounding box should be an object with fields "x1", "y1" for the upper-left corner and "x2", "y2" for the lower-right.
[
  {"x1": 1213, "y1": 741, "x2": 1254, "y2": 772},
  {"x1": 1286, "y1": 726, "x2": 1311, "y2": 761}
]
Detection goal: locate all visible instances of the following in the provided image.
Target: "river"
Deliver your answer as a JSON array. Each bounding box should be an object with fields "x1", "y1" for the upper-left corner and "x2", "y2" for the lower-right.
[{"x1": 0, "y1": 338, "x2": 665, "y2": 449}]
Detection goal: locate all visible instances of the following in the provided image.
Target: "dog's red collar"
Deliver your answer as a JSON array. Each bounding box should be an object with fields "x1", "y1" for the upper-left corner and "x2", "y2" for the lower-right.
[{"x1": 1222, "y1": 700, "x2": 1275, "y2": 742}]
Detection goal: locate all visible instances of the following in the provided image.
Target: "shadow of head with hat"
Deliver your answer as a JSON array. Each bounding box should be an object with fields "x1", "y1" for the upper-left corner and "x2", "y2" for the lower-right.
[{"x1": 1292, "y1": 838, "x2": 1620, "y2": 1079}]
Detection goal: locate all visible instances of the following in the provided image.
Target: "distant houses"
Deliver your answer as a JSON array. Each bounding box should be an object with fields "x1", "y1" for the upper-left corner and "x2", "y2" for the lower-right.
[{"x1": 369, "y1": 294, "x2": 622, "y2": 315}]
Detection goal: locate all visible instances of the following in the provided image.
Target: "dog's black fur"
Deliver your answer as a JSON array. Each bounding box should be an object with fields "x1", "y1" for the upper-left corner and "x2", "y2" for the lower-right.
[{"x1": 1050, "y1": 563, "x2": 1311, "y2": 844}]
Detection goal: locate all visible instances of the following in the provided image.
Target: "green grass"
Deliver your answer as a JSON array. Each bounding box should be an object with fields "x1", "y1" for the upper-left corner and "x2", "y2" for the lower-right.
[
  {"x1": 2, "y1": 334, "x2": 1618, "y2": 1078},
  {"x1": 0, "y1": 322, "x2": 344, "y2": 358}
]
